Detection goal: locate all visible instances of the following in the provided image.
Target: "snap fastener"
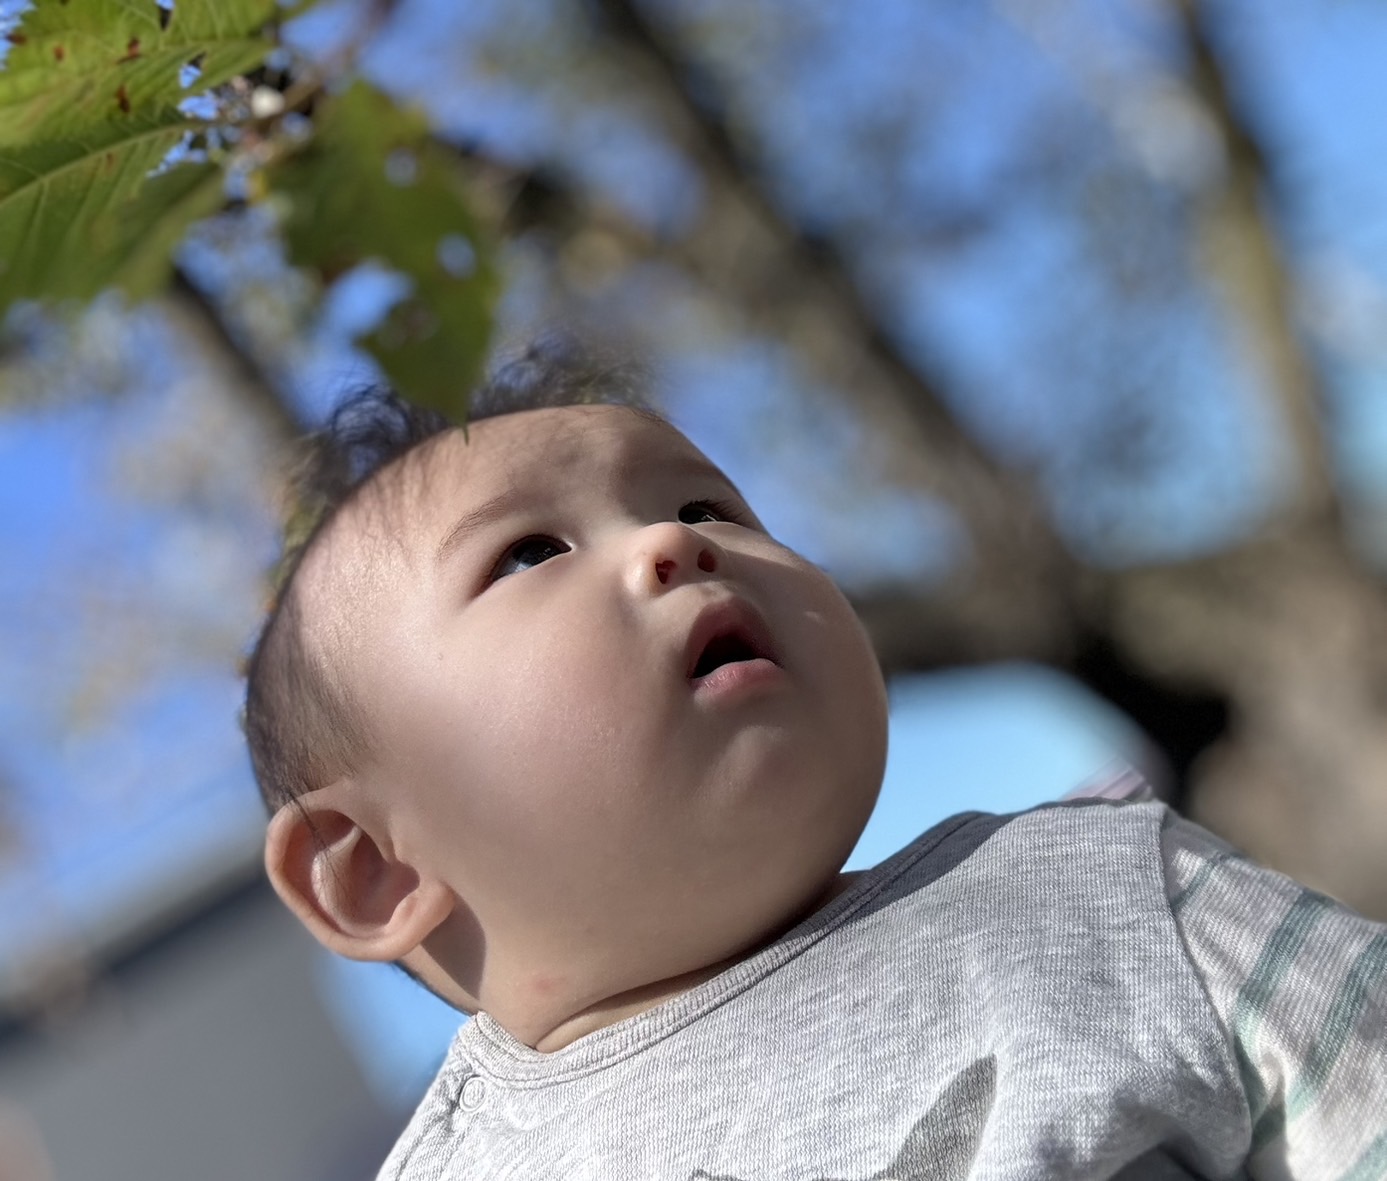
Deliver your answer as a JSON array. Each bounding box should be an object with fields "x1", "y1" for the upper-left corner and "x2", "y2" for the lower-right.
[{"x1": 459, "y1": 1075, "x2": 488, "y2": 1113}]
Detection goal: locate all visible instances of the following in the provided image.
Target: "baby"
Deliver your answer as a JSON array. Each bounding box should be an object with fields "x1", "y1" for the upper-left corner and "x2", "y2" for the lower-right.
[{"x1": 245, "y1": 348, "x2": 1387, "y2": 1181}]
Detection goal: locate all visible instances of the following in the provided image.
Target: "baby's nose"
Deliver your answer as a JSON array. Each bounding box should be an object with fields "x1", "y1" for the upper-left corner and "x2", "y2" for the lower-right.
[
  {"x1": 654, "y1": 548, "x2": 716, "y2": 585},
  {"x1": 628, "y1": 522, "x2": 721, "y2": 594}
]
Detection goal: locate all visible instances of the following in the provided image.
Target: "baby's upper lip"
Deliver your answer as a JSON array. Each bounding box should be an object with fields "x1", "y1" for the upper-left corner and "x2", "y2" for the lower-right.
[{"x1": 683, "y1": 597, "x2": 779, "y2": 681}]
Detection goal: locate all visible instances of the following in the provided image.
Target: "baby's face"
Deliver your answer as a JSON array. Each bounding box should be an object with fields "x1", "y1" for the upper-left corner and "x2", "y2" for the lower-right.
[{"x1": 313, "y1": 405, "x2": 887, "y2": 1021}]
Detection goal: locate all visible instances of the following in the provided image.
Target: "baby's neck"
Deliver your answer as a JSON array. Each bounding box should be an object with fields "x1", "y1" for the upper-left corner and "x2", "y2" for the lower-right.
[
  {"x1": 528, "y1": 870, "x2": 863, "y2": 1052},
  {"x1": 532, "y1": 958, "x2": 736, "y2": 1051}
]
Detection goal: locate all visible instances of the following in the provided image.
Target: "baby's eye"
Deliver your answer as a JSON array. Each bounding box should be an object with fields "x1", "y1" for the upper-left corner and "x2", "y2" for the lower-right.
[
  {"x1": 490, "y1": 535, "x2": 569, "y2": 581},
  {"x1": 679, "y1": 499, "x2": 743, "y2": 526}
]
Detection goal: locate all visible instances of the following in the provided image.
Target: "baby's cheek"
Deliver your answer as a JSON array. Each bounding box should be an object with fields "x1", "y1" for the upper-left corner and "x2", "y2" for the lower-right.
[
  {"x1": 778, "y1": 560, "x2": 863, "y2": 647},
  {"x1": 792, "y1": 563, "x2": 888, "y2": 735},
  {"x1": 502, "y1": 630, "x2": 645, "y2": 768}
]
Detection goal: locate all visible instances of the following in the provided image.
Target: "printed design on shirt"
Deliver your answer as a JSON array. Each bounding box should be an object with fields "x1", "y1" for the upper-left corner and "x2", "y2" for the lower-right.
[{"x1": 689, "y1": 1056, "x2": 994, "y2": 1181}]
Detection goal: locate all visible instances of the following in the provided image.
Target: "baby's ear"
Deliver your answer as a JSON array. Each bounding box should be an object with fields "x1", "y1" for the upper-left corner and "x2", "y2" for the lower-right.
[{"x1": 264, "y1": 786, "x2": 454, "y2": 962}]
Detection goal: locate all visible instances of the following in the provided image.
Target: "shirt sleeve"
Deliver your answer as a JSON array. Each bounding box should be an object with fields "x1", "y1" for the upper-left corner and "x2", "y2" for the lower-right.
[{"x1": 1160, "y1": 810, "x2": 1387, "y2": 1181}]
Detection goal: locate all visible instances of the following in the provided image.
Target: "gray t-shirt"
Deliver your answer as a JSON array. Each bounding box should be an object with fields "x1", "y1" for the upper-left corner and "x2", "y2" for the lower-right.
[{"x1": 377, "y1": 801, "x2": 1387, "y2": 1180}]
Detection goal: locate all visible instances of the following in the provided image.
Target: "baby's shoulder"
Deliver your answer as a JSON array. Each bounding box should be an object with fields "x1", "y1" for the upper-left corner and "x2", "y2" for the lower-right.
[
  {"x1": 850, "y1": 796, "x2": 1179, "y2": 950},
  {"x1": 883, "y1": 793, "x2": 1172, "y2": 888}
]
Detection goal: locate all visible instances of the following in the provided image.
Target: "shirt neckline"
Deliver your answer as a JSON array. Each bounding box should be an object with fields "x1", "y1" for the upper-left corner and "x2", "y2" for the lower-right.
[{"x1": 454, "y1": 812, "x2": 985, "y2": 1087}]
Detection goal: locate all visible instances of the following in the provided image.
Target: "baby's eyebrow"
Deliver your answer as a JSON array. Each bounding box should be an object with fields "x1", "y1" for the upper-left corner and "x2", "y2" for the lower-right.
[
  {"x1": 645, "y1": 454, "x2": 746, "y2": 499},
  {"x1": 434, "y1": 490, "x2": 528, "y2": 567}
]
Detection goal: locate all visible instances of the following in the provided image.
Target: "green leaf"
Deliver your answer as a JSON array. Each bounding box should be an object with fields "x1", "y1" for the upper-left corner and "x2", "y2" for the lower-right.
[
  {"x1": 0, "y1": 122, "x2": 176, "y2": 302},
  {"x1": 0, "y1": 0, "x2": 292, "y2": 310},
  {"x1": 110, "y1": 158, "x2": 228, "y2": 297},
  {"x1": 0, "y1": 0, "x2": 281, "y2": 148},
  {"x1": 269, "y1": 82, "x2": 498, "y2": 422}
]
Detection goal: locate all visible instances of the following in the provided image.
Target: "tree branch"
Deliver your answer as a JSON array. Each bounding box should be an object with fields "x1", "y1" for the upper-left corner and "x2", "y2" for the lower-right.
[
  {"x1": 850, "y1": 579, "x2": 1078, "y2": 677},
  {"x1": 164, "y1": 265, "x2": 308, "y2": 446},
  {"x1": 1172, "y1": 0, "x2": 1341, "y2": 531}
]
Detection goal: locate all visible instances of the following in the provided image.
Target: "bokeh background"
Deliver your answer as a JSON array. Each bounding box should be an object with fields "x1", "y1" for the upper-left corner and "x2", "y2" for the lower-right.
[{"x1": 4, "y1": 0, "x2": 1387, "y2": 1177}]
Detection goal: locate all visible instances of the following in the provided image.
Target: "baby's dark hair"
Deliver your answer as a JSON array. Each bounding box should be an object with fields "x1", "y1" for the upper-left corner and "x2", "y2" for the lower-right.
[{"x1": 242, "y1": 335, "x2": 652, "y2": 816}]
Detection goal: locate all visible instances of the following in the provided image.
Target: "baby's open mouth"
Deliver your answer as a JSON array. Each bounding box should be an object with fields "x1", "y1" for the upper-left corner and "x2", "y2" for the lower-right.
[
  {"x1": 693, "y1": 631, "x2": 762, "y2": 678},
  {"x1": 684, "y1": 600, "x2": 778, "y2": 682}
]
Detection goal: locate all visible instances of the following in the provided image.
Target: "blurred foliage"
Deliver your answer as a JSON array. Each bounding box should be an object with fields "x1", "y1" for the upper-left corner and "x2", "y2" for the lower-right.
[
  {"x1": 0, "y1": 0, "x2": 496, "y2": 418},
  {"x1": 271, "y1": 81, "x2": 496, "y2": 413}
]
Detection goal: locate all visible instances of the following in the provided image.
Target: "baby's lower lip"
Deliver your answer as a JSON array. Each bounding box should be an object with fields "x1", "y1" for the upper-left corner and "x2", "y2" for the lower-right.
[{"x1": 689, "y1": 657, "x2": 783, "y2": 699}]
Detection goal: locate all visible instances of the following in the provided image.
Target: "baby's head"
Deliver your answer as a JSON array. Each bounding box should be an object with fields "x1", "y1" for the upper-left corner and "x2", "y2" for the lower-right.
[{"x1": 246, "y1": 352, "x2": 888, "y2": 1048}]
